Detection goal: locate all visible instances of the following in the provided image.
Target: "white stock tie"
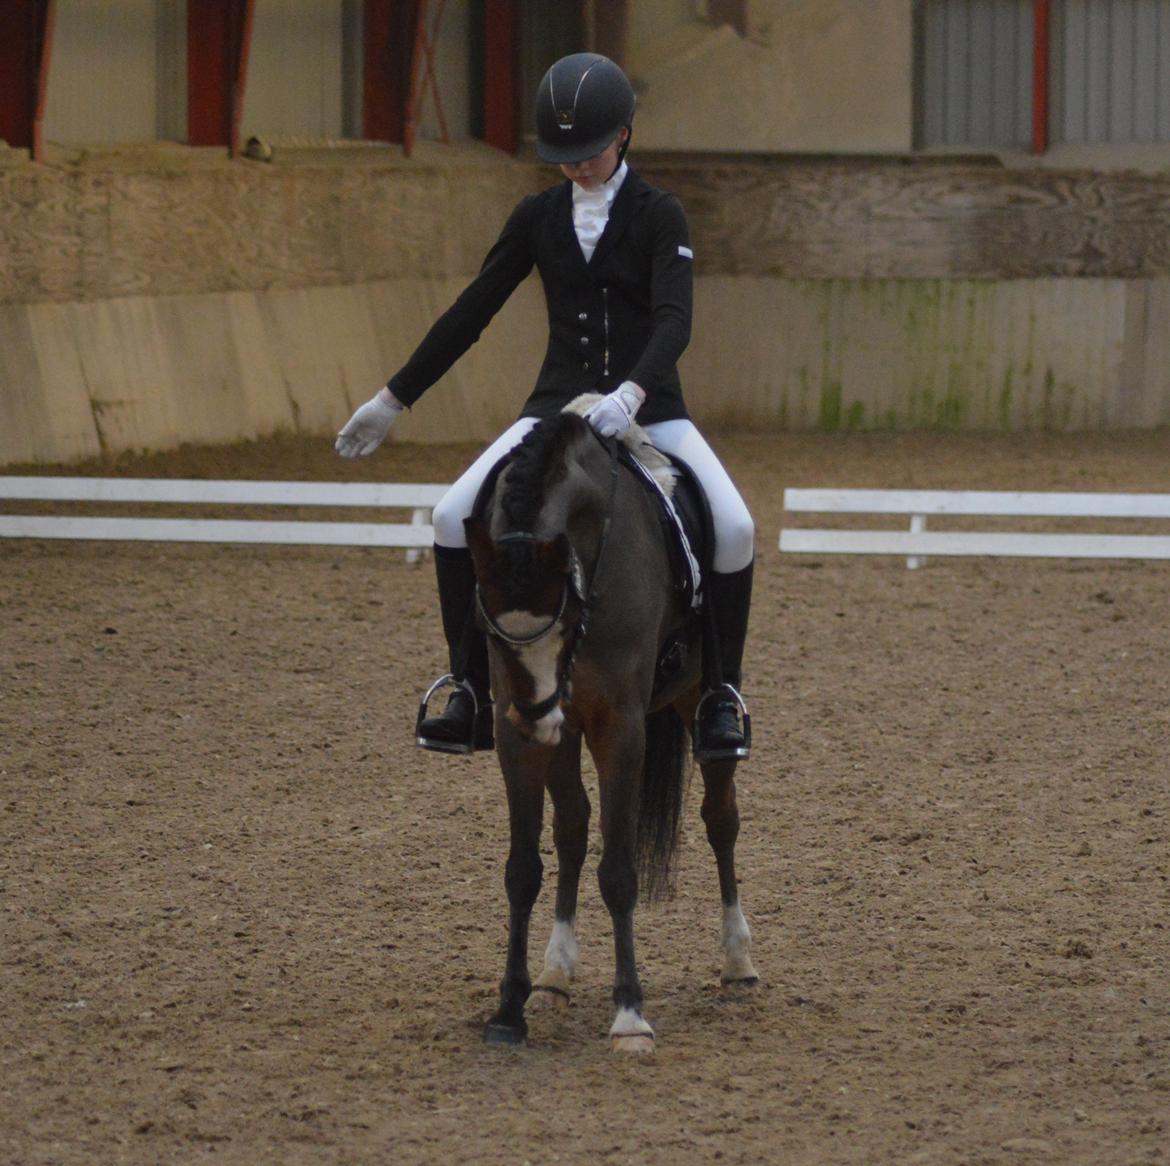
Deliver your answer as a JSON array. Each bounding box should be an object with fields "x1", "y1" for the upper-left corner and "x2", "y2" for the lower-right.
[{"x1": 572, "y1": 161, "x2": 627, "y2": 262}]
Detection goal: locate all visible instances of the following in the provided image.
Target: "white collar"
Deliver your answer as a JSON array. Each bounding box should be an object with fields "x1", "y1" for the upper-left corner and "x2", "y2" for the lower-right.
[{"x1": 572, "y1": 161, "x2": 628, "y2": 207}]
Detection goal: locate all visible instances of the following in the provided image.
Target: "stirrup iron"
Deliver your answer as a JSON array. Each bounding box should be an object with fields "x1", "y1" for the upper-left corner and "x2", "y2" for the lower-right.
[
  {"x1": 693, "y1": 683, "x2": 752, "y2": 762},
  {"x1": 416, "y1": 674, "x2": 487, "y2": 755}
]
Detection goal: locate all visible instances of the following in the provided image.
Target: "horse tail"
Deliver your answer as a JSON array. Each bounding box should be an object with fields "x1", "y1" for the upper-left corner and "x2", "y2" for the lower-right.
[{"x1": 635, "y1": 705, "x2": 690, "y2": 901}]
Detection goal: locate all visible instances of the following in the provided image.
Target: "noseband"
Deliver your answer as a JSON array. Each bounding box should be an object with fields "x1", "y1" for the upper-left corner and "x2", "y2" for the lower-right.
[
  {"x1": 475, "y1": 532, "x2": 587, "y2": 648},
  {"x1": 477, "y1": 434, "x2": 620, "y2": 726}
]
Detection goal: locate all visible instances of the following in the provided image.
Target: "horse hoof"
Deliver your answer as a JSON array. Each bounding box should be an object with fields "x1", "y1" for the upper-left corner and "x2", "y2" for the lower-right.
[
  {"x1": 530, "y1": 967, "x2": 572, "y2": 1009},
  {"x1": 720, "y1": 974, "x2": 761, "y2": 989},
  {"x1": 610, "y1": 1033, "x2": 656, "y2": 1055},
  {"x1": 528, "y1": 985, "x2": 571, "y2": 1011},
  {"x1": 721, "y1": 955, "x2": 760, "y2": 986},
  {"x1": 483, "y1": 1022, "x2": 528, "y2": 1047}
]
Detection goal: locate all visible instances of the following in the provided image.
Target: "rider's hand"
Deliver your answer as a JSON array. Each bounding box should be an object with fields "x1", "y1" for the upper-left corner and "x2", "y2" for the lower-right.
[
  {"x1": 584, "y1": 381, "x2": 645, "y2": 438},
  {"x1": 335, "y1": 388, "x2": 404, "y2": 458}
]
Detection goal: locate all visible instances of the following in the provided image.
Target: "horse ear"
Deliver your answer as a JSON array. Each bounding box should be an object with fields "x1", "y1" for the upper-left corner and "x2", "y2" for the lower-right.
[{"x1": 464, "y1": 517, "x2": 494, "y2": 574}]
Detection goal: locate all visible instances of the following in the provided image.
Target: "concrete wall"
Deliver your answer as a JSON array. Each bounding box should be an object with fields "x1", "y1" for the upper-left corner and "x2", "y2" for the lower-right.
[
  {"x1": 0, "y1": 278, "x2": 543, "y2": 464},
  {"x1": 5, "y1": 272, "x2": 1169, "y2": 466}
]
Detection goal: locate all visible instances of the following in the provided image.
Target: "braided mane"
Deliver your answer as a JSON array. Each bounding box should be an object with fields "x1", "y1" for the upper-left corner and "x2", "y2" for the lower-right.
[{"x1": 498, "y1": 412, "x2": 586, "y2": 534}]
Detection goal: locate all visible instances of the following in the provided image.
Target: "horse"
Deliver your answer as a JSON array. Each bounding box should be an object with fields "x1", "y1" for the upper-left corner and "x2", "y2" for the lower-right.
[{"x1": 462, "y1": 406, "x2": 758, "y2": 1053}]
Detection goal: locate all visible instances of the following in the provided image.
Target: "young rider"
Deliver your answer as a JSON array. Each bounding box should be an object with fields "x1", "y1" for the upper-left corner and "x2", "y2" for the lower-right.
[{"x1": 336, "y1": 52, "x2": 754, "y2": 760}]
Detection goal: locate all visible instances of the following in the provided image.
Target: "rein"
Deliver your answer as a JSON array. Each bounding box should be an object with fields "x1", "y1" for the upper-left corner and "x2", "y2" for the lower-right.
[{"x1": 478, "y1": 433, "x2": 621, "y2": 724}]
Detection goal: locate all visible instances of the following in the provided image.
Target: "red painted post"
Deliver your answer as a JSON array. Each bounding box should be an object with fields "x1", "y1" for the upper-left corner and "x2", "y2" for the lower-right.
[
  {"x1": 188, "y1": 0, "x2": 229, "y2": 146},
  {"x1": 0, "y1": 0, "x2": 53, "y2": 160},
  {"x1": 363, "y1": 0, "x2": 411, "y2": 143},
  {"x1": 1032, "y1": 0, "x2": 1050, "y2": 154},
  {"x1": 187, "y1": 0, "x2": 253, "y2": 154},
  {"x1": 483, "y1": 0, "x2": 519, "y2": 154}
]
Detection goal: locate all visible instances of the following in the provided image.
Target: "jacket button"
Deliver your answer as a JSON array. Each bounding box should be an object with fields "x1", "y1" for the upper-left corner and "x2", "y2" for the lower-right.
[
  {"x1": 583, "y1": 361, "x2": 591, "y2": 371},
  {"x1": 580, "y1": 336, "x2": 589, "y2": 345},
  {"x1": 578, "y1": 312, "x2": 588, "y2": 321}
]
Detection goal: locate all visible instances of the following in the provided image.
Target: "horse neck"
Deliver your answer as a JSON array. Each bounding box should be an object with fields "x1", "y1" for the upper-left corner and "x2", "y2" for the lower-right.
[{"x1": 496, "y1": 424, "x2": 607, "y2": 548}]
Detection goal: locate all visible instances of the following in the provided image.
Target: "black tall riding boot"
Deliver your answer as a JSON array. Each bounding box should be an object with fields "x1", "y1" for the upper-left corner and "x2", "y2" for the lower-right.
[
  {"x1": 416, "y1": 545, "x2": 494, "y2": 753},
  {"x1": 695, "y1": 560, "x2": 753, "y2": 761}
]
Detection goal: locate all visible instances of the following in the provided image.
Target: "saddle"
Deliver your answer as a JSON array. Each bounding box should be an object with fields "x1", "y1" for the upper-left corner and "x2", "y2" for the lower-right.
[
  {"x1": 613, "y1": 442, "x2": 713, "y2": 698},
  {"x1": 615, "y1": 442, "x2": 707, "y2": 610}
]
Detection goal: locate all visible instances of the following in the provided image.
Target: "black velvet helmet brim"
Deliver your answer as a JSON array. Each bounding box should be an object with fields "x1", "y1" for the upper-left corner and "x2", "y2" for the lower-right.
[{"x1": 535, "y1": 129, "x2": 622, "y2": 166}]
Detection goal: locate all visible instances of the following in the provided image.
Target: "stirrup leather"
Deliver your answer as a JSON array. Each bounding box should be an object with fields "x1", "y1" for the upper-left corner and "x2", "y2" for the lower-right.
[
  {"x1": 416, "y1": 674, "x2": 491, "y2": 754},
  {"x1": 693, "y1": 683, "x2": 751, "y2": 762}
]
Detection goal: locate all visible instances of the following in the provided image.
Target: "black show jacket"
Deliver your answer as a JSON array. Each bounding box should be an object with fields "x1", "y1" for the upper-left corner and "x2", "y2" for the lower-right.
[{"x1": 386, "y1": 169, "x2": 693, "y2": 426}]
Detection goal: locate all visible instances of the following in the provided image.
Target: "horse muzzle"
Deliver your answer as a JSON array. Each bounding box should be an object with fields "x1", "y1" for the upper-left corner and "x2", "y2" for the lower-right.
[{"x1": 507, "y1": 689, "x2": 567, "y2": 746}]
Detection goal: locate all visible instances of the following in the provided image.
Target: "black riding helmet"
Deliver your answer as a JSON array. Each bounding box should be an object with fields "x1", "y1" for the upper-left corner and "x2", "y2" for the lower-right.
[{"x1": 534, "y1": 52, "x2": 636, "y2": 166}]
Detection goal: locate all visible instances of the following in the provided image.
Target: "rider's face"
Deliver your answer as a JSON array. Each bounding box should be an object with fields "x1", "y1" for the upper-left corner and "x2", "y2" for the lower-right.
[{"x1": 559, "y1": 129, "x2": 628, "y2": 190}]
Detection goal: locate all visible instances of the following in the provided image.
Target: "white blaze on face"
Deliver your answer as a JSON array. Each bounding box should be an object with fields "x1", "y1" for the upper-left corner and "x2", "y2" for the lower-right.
[{"x1": 498, "y1": 610, "x2": 566, "y2": 745}]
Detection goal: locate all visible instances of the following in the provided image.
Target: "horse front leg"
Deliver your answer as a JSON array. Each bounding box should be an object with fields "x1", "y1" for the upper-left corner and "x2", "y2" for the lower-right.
[
  {"x1": 593, "y1": 717, "x2": 655, "y2": 1054},
  {"x1": 484, "y1": 732, "x2": 548, "y2": 1047},
  {"x1": 700, "y1": 756, "x2": 759, "y2": 986},
  {"x1": 531, "y1": 734, "x2": 588, "y2": 1008}
]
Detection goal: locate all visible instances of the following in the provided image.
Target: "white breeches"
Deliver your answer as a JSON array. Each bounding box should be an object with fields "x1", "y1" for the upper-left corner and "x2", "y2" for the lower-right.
[{"x1": 431, "y1": 417, "x2": 755, "y2": 574}]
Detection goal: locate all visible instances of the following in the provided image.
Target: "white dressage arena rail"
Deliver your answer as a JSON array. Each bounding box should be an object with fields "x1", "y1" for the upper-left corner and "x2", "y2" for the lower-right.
[
  {"x1": 0, "y1": 477, "x2": 448, "y2": 552},
  {"x1": 779, "y1": 488, "x2": 1170, "y2": 568}
]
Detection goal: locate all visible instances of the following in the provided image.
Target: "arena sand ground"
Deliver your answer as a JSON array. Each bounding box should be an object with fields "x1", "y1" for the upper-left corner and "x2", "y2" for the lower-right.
[{"x1": 2, "y1": 430, "x2": 1168, "y2": 1165}]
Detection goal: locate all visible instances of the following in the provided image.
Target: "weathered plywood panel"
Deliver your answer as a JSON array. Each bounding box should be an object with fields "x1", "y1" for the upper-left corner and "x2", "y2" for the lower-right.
[
  {"x1": 655, "y1": 162, "x2": 1170, "y2": 280},
  {"x1": 0, "y1": 155, "x2": 544, "y2": 306},
  {"x1": 7, "y1": 158, "x2": 1170, "y2": 309}
]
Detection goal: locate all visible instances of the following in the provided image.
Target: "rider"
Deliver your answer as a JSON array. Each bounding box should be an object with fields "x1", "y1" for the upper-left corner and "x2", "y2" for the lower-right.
[{"x1": 336, "y1": 52, "x2": 754, "y2": 761}]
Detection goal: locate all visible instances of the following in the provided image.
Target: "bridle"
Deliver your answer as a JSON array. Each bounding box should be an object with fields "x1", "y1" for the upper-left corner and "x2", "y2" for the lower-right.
[
  {"x1": 475, "y1": 533, "x2": 586, "y2": 648},
  {"x1": 476, "y1": 434, "x2": 620, "y2": 725}
]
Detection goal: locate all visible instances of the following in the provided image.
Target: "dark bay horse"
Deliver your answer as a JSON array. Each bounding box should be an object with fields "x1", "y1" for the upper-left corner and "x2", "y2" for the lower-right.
[{"x1": 464, "y1": 408, "x2": 757, "y2": 1053}]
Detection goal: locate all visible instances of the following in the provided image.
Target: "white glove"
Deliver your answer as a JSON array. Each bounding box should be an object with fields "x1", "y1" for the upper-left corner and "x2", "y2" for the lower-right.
[
  {"x1": 584, "y1": 381, "x2": 645, "y2": 438},
  {"x1": 335, "y1": 388, "x2": 404, "y2": 458}
]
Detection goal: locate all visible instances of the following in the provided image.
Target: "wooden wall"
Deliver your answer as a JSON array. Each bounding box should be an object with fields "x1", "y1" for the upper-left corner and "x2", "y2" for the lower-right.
[
  {"x1": 2, "y1": 148, "x2": 1170, "y2": 464},
  {"x1": 7, "y1": 154, "x2": 1170, "y2": 303},
  {"x1": 661, "y1": 159, "x2": 1170, "y2": 280}
]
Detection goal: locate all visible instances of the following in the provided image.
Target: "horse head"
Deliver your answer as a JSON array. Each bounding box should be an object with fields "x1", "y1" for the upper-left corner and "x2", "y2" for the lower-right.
[{"x1": 465, "y1": 518, "x2": 586, "y2": 746}]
